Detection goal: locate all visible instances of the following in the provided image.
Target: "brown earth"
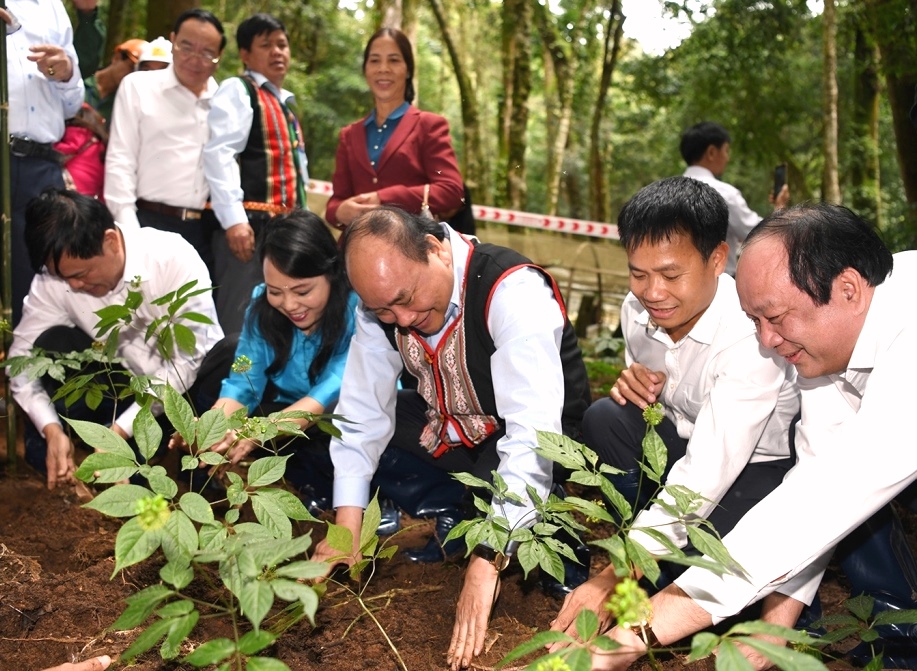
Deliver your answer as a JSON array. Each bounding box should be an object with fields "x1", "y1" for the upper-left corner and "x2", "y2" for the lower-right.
[{"x1": 0, "y1": 438, "x2": 873, "y2": 671}]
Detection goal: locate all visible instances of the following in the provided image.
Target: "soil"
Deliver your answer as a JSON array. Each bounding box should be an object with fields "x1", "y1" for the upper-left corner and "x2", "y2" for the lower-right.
[{"x1": 0, "y1": 437, "x2": 878, "y2": 671}]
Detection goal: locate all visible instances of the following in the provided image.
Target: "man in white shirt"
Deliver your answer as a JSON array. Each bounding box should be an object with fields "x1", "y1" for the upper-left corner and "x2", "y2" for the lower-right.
[
  {"x1": 550, "y1": 177, "x2": 798, "y2": 643},
  {"x1": 203, "y1": 13, "x2": 309, "y2": 334},
  {"x1": 309, "y1": 207, "x2": 593, "y2": 671},
  {"x1": 681, "y1": 122, "x2": 789, "y2": 275},
  {"x1": 592, "y1": 204, "x2": 917, "y2": 670},
  {"x1": 10, "y1": 190, "x2": 224, "y2": 490},
  {"x1": 2, "y1": 0, "x2": 84, "y2": 324},
  {"x1": 105, "y1": 9, "x2": 225, "y2": 273}
]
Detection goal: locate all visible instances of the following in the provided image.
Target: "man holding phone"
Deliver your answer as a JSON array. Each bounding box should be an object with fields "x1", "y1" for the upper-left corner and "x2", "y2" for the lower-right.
[{"x1": 681, "y1": 121, "x2": 790, "y2": 275}]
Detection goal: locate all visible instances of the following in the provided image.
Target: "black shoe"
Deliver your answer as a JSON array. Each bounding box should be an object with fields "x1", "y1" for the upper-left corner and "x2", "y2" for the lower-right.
[
  {"x1": 377, "y1": 496, "x2": 401, "y2": 536},
  {"x1": 403, "y1": 512, "x2": 466, "y2": 563},
  {"x1": 541, "y1": 543, "x2": 591, "y2": 599}
]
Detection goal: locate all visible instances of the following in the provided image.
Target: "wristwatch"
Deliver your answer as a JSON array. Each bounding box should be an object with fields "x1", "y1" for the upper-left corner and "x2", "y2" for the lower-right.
[{"x1": 471, "y1": 544, "x2": 510, "y2": 571}]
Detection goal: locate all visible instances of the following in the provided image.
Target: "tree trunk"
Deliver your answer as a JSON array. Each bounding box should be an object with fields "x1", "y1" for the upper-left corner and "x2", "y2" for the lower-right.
[
  {"x1": 864, "y1": 0, "x2": 917, "y2": 244},
  {"x1": 504, "y1": 0, "x2": 531, "y2": 211},
  {"x1": 849, "y1": 25, "x2": 881, "y2": 227},
  {"x1": 146, "y1": 0, "x2": 198, "y2": 44},
  {"x1": 589, "y1": 1, "x2": 624, "y2": 223},
  {"x1": 821, "y1": 0, "x2": 841, "y2": 204},
  {"x1": 427, "y1": 0, "x2": 488, "y2": 202},
  {"x1": 533, "y1": 1, "x2": 588, "y2": 215}
]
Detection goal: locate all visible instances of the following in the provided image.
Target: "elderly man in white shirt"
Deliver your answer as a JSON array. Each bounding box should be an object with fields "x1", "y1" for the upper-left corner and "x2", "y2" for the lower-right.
[
  {"x1": 105, "y1": 9, "x2": 225, "y2": 273},
  {"x1": 592, "y1": 203, "x2": 917, "y2": 670},
  {"x1": 10, "y1": 190, "x2": 224, "y2": 490},
  {"x1": 680, "y1": 121, "x2": 789, "y2": 275},
  {"x1": 550, "y1": 177, "x2": 798, "y2": 645}
]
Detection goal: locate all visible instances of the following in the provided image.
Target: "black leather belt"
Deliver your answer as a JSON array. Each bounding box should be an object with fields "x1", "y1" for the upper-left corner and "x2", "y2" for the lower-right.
[
  {"x1": 136, "y1": 198, "x2": 203, "y2": 221},
  {"x1": 9, "y1": 136, "x2": 61, "y2": 162}
]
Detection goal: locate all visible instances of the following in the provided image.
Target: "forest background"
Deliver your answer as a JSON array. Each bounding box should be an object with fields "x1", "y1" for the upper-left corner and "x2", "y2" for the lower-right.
[{"x1": 83, "y1": 0, "x2": 917, "y2": 250}]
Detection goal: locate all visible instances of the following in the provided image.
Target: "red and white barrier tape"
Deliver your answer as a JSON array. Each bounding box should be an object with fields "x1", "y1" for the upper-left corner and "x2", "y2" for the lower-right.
[{"x1": 308, "y1": 179, "x2": 619, "y2": 241}]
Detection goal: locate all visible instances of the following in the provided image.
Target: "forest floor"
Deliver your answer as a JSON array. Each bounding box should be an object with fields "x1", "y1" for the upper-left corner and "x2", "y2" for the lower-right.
[{"x1": 0, "y1": 431, "x2": 895, "y2": 671}]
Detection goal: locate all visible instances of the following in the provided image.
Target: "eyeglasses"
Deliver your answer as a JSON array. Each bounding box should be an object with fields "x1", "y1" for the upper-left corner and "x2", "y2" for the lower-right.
[{"x1": 173, "y1": 42, "x2": 220, "y2": 65}]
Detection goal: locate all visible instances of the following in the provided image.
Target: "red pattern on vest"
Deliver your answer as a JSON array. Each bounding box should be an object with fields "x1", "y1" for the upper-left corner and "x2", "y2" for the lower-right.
[
  {"x1": 250, "y1": 80, "x2": 297, "y2": 207},
  {"x1": 395, "y1": 245, "x2": 500, "y2": 458}
]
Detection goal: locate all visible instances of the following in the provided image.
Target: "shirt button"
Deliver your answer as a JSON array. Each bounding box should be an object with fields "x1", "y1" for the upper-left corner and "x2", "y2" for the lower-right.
[
  {"x1": 372, "y1": 177, "x2": 378, "y2": 184},
  {"x1": 373, "y1": 145, "x2": 379, "y2": 150}
]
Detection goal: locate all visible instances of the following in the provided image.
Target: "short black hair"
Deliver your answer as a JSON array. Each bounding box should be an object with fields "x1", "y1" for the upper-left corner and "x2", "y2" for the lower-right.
[
  {"x1": 743, "y1": 203, "x2": 893, "y2": 305},
  {"x1": 173, "y1": 8, "x2": 227, "y2": 52},
  {"x1": 362, "y1": 28, "x2": 415, "y2": 104},
  {"x1": 680, "y1": 121, "x2": 731, "y2": 165},
  {"x1": 236, "y1": 13, "x2": 286, "y2": 52},
  {"x1": 617, "y1": 176, "x2": 728, "y2": 263},
  {"x1": 24, "y1": 189, "x2": 117, "y2": 274},
  {"x1": 341, "y1": 206, "x2": 445, "y2": 265}
]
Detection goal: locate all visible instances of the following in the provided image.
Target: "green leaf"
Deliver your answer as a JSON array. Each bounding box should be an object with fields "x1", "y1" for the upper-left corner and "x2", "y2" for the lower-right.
[
  {"x1": 712, "y1": 639, "x2": 753, "y2": 671},
  {"x1": 64, "y1": 418, "x2": 135, "y2": 460},
  {"x1": 237, "y1": 630, "x2": 277, "y2": 655},
  {"x1": 183, "y1": 638, "x2": 236, "y2": 667},
  {"x1": 727, "y1": 621, "x2": 823, "y2": 646},
  {"x1": 254, "y1": 488, "x2": 315, "y2": 522},
  {"x1": 252, "y1": 495, "x2": 293, "y2": 539},
  {"x1": 82, "y1": 484, "x2": 153, "y2": 517},
  {"x1": 874, "y1": 608, "x2": 917, "y2": 626},
  {"x1": 200, "y1": 451, "x2": 229, "y2": 466},
  {"x1": 84, "y1": 385, "x2": 104, "y2": 410},
  {"x1": 196, "y1": 407, "x2": 230, "y2": 452},
  {"x1": 575, "y1": 607, "x2": 600, "y2": 641},
  {"x1": 179, "y1": 491, "x2": 215, "y2": 524},
  {"x1": 686, "y1": 631, "x2": 720, "y2": 661},
  {"x1": 246, "y1": 658, "x2": 292, "y2": 671},
  {"x1": 247, "y1": 455, "x2": 291, "y2": 487},
  {"x1": 641, "y1": 427, "x2": 667, "y2": 482},
  {"x1": 177, "y1": 310, "x2": 214, "y2": 325},
  {"x1": 624, "y1": 536, "x2": 660, "y2": 586},
  {"x1": 74, "y1": 451, "x2": 137, "y2": 484},
  {"x1": 738, "y1": 636, "x2": 828, "y2": 671},
  {"x1": 173, "y1": 323, "x2": 197, "y2": 355},
  {"x1": 498, "y1": 632, "x2": 574, "y2": 665},
  {"x1": 271, "y1": 578, "x2": 319, "y2": 613},
  {"x1": 273, "y1": 560, "x2": 333, "y2": 581},
  {"x1": 160, "y1": 560, "x2": 194, "y2": 589},
  {"x1": 133, "y1": 407, "x2": 163, "y2": 462},
  {"x1": 162, "y1": 510, "x2": 198, "y2": 564},
  {"x1": 113, "y1": 517, "x2": 163, "y2": 576},
  {"x1": 846, "y1": 594, "x2": 875, "y2": 621},
  {"x1": 161, "y1": 611, "x2": 200, "y2": 659},
  {"x1": 149, "y1": 473, "x2": 179, "y2": 499},
  {"x1": 225, "y1": 508, "x2": 241, "y2": 524},
  {"x1": 164, "y1": 385, "x2": 196, "y2": 445},
  {"x1": 238, "y1": 579, "x2": 275, "y2": 631},
  {"x1": 324, "y1": 523, "x2": 354, "y2": 556},
  {"x1": 119, "y1": 615, "x2": 174, "y2": 661},
  {"x1": 156, "y1": 600, "x2": 195, "y2": 617},
  {"x1": 200, "y1": 522, "x2": 229, "y2": 551},
  {"x1": 449, "y1": 470, "x2": 493, "y2": 490},
  {"x1": 112, "y1": 584, "x2": 174, "y2": 630},
  {"x1": 685, "y1": 526, "x2": 745, "y2": 577},
  {"x1": 361, "y1": 495, "x2": 382, "y2": 551}
]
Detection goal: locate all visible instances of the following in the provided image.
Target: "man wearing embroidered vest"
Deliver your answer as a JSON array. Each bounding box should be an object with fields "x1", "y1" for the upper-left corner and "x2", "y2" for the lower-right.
[
  {"x1": 203, "y1": 13, "x2": 309, "y2": 335},
  {"x1": 105, "y1": 9, "x2": 225, "y2": 276},
  {"x1": 310, "y1": 207, "x2": 592, "y2": 670}
]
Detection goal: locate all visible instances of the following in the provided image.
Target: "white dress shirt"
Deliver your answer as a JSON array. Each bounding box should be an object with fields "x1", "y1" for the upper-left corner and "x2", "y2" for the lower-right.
[
  {"x1": 683, "y1": 166, "x2": 762, "y2": 275},
  {"x1": 105, "y1": 66, "x2": 218, "y2": 229},
  {"x1": 676, "y1": 251, "x2": 917, "y2": 621},
  {"x1": 6, "y1": 0, "x2": 83, "y2": 143},
  {"x1": 203, "y1": 70, "x2": 309, "y2": 231},
  {"x1": 330, "y1": 225, "x2": 567, "y2": 531},
  {"x1": 10, "y1": 226, "x2": 223, "y2": 438},
  {"x1": 623, "y1": 274, "x2": 798, "y2": 554}
]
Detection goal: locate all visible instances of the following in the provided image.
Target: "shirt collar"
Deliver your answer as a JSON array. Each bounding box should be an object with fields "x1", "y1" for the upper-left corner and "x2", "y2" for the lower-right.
[
  {"x1": 163, "y1": 65, "x2": 219, "y2": 100},
  {"x1": 244, "y1": 69, "x2": 294, "y2": 104},
  {"x1": 363, "y1": 101, "x2": 411, "y2": 127},
  {"x1": 683, "y1": 165, "x2": 716, "y2": 180},
  {"x1": 630, "y1": 274, "x2": 732, "y2": 346}
]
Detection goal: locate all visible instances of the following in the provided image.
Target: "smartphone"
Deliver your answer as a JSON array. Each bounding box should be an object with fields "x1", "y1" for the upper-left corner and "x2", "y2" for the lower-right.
[{"x1": 773, "y1": 163, "x2": 787, "y2": 199}]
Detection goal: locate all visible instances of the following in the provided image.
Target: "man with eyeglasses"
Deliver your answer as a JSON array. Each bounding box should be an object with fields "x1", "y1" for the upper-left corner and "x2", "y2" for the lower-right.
[{"x1": 105, "y1": 8, "x2": 226, "y2": 277}]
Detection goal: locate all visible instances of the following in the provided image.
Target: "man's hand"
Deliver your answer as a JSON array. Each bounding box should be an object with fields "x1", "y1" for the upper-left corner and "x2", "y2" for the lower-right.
[
  {"x1": 333, "y1": 192, "x2": 381, "y2": 229},
  {"x1": 590, "y1": 625, "x2": 648, "y2": 671},
  {"x1": 770, "y1": 184, "x2": 790, "y2": 210},
  {"x1": 28, "y1": 45, "x2": 74, "y2": 82},
  {"x1": 548, "y1": 566, "x2": 619, "y2": 651},
  {"x1": 226, "y1": 223, "x2": 256, "y2": 263},
  {"x1": 447, "y1": 555, "x2": 501, "y2": 670},
  {"x1": 310, "y1": 506, "x2": 364, "y2": 580},
  {"x1": 42, "y1": 424, "x2": 76, "y2": 490},
  {"x1": 42, "y1": 654, "x2": 111, "y2": 671},
  {"x1": 609, "y1": 363, "x2": 666, "y2": 408}
]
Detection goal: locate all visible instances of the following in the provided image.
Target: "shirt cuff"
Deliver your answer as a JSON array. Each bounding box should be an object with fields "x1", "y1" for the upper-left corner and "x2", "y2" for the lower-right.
[{"x1": 332, "y1": 475, "x2": 372, "y2": 511}]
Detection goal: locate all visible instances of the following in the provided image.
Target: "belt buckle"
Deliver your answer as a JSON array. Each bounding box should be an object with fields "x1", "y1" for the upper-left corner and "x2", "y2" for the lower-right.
[
  {"x1": 181, "y1": 208, "x2": 202, "y2": 221},
  {"x1": 10, "y1": 136, "x2": 29, "y2": 158}
]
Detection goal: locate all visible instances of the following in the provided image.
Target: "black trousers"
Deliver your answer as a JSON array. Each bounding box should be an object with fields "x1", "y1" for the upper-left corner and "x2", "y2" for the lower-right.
[{"x1": 9, "y1": 155, "x2": 65, "y2": 326}]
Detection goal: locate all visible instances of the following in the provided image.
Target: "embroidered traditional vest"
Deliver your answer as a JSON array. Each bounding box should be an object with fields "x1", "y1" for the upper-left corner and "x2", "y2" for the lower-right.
[
  {"x1": 238, "y1": 76, "x2": 305, "y2": 208},
  {"x1": 387, "y1": 241, "x2": 591, "y2": 458}
]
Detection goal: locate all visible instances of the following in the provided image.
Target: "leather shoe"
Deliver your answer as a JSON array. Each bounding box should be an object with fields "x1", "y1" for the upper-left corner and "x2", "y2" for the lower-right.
[
  {"x1": 377, "y1": 496, "x2": 401, "y2": 536},
  {"x1": 403, "y1": 512, "x2": 466, "y2": 563}
]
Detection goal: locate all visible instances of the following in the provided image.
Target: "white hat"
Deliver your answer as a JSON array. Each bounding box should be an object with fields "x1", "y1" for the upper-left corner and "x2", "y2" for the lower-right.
[{"x1": 138, "y1": 37, "x2": 173, "y2": 65}]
